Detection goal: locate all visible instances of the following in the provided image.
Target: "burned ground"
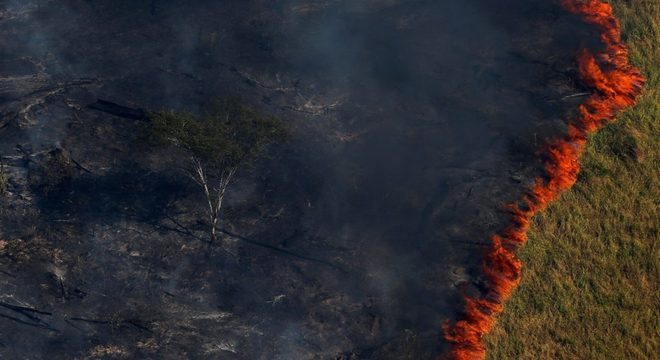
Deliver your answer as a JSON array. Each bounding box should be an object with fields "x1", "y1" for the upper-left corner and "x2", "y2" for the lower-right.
[{"x1": 0, "y1": 1, "x2": 600, "y2": 359}]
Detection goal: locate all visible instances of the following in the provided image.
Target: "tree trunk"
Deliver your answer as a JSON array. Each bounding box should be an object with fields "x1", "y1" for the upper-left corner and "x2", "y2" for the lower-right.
[
  {"x1": 189, "y1": 159, "x2": 236, "y2": 245},
  {"x1": 210, "y1": 216, "x2": 218, "y2": 243}
]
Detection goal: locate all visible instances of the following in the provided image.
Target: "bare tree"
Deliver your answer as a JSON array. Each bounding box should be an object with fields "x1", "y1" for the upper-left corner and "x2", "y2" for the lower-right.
[
  {"x1": 149, "y1": 97, "x2": 287, "y2": 243},
  {"x1": 190, "y1": 158, "x2": 236, "y2": 242}
]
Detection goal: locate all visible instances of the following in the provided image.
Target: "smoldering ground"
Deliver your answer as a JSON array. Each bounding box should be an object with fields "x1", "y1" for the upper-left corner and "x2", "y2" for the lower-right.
[{"x1": 0, "y1": 0, "x2": 600, "y2": 358}]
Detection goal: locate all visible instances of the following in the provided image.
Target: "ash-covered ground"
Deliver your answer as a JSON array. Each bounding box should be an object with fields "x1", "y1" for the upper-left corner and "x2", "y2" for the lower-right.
[{"x1": 0, "y1": 1, "x2": 601, "y2": 359}]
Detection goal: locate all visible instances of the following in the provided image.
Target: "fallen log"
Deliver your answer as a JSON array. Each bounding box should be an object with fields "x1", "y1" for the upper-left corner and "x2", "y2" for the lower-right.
[
  {"x1": 0, "y1": 301, "x2": 58, "y2": 332},
  {"x1": 88, "y1": 99, "x2": 147, "y2": 120}
]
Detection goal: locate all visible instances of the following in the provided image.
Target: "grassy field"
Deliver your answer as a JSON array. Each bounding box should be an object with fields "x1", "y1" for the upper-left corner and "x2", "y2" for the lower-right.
[{"x1": 485, "y1": 1, "x2": 659, "y2": 359}]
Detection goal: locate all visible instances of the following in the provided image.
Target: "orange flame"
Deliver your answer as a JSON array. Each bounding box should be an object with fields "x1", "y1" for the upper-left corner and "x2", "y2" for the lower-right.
[{"x1": 441, "y1": 1, "x2": 644, "y2": 359}]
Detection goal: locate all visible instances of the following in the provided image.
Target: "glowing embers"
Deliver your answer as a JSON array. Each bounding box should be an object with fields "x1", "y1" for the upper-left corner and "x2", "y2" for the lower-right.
[{"x1": 441, "y1": 0, "x2": 645, "y2": 359}]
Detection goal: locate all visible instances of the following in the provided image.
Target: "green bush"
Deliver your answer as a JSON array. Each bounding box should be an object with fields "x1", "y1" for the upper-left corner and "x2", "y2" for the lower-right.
[{"x1": 149, "y1": 97, "x2": 288, "y2": 168}]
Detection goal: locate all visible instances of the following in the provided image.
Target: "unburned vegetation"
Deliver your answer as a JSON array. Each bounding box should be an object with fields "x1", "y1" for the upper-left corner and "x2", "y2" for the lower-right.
[{"x1": 486, "y1": 1, "x2": 660, "y2": 359}]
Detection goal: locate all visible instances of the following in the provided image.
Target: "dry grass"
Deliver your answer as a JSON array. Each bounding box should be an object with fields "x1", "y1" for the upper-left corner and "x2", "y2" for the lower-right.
[{"x1": 485, "y1": 1, "x2": 660, "y2": 359}]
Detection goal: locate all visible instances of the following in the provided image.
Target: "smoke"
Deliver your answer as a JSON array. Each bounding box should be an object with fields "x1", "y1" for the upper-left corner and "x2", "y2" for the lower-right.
[
  {"x1": 268, "y1": 0, "x2": 591, "y2": 342},
  {"x1": 0, "y1": 0, "x2": 629, "y2": 358},
  {"x1": 273, "y1": 0, "x2": 510, "y2": 330},
  {"x1": 441, "y1": 1, "x2": 645, "y2": 358}
]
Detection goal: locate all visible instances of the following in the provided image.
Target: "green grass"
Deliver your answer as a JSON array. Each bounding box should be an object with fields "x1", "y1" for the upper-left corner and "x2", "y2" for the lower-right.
[{"x1": 485, "y1": 1, "x2": 660, "y2": 359}]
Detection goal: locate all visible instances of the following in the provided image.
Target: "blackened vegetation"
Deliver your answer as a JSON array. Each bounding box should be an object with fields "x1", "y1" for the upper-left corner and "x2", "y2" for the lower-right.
[
  {"x1": 0, "y1": 158, "x2": 7, "y2": 195},
  {"x1": 28, "y1": 148, "x2": 74, "y2": 196},
  {"x1": 0, "y1": 0, "x2": 601, "y2": 359}
]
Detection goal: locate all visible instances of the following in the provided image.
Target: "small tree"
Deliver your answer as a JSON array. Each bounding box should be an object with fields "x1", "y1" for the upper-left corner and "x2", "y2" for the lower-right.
[{"x1": 149, "y1": 97, "x2": 288, "y2": 243}]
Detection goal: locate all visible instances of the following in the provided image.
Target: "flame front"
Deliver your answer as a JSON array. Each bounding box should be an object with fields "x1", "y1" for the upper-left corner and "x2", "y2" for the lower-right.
[{"x1": 441, "y1": 1, "x2": 645, "y2": 359}]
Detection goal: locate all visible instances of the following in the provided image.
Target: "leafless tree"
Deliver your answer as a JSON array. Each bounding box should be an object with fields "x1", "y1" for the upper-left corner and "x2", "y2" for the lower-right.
[{"x1": 189, "y1": 158, "x2": 237, "y2": 242}]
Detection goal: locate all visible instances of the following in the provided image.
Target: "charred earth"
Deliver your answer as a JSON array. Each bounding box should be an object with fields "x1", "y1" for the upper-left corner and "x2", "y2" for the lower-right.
[{"x1": 0, "y1": 1, "x2": 605, "y2": 359}]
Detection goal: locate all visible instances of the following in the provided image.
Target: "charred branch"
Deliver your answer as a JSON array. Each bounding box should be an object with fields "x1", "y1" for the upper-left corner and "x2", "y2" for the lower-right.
[
  {"x1": 89, "y1": 99, "x2": 147, "y2": 120},
  {"x1": 0, "y1": 301, "x2": 58, "y2": 332}
]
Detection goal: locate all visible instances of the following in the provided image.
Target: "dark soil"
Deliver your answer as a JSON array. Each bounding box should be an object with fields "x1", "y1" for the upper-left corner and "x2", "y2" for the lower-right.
[{"x1": 0, "y1": 1, "x2": 599, "y2": 359}]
